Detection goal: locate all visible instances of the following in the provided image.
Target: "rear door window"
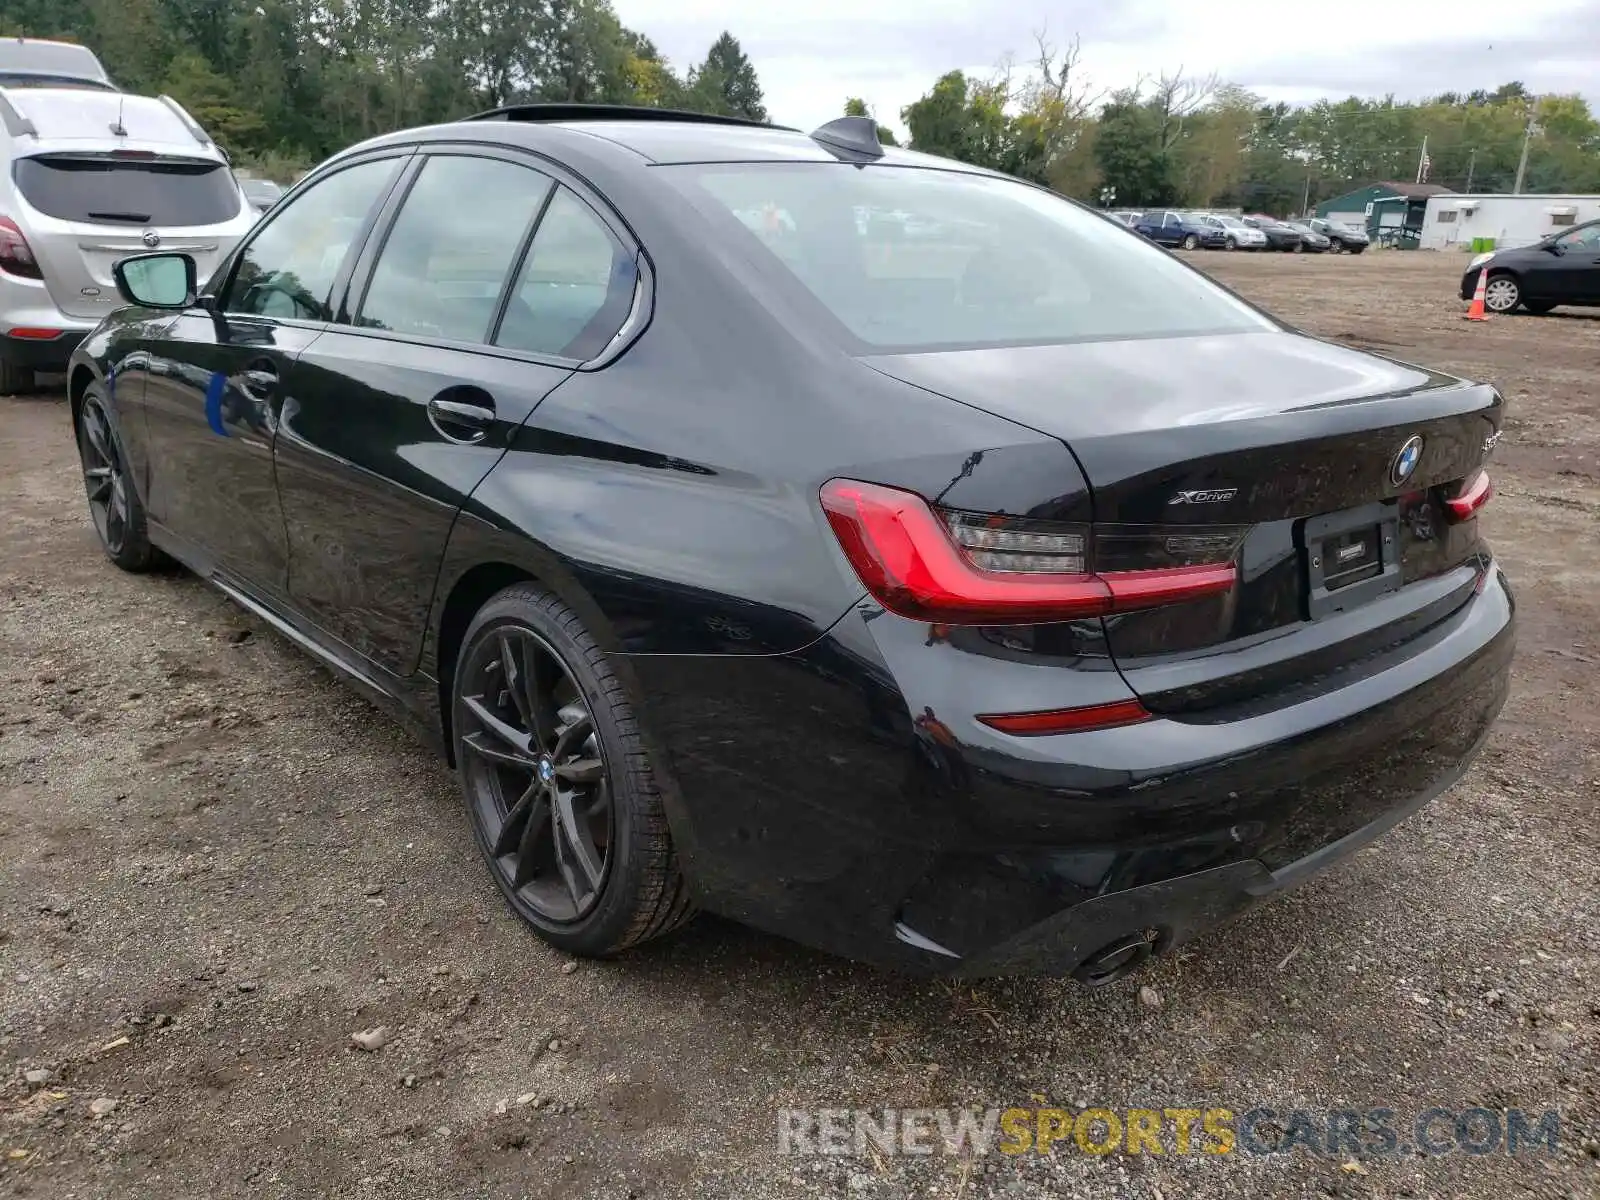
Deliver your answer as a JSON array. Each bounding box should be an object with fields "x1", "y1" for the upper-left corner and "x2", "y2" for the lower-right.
[
  {"x1": 13, "y1": 156, "x2": 241, "y2": 227},
  {"x1": 495, "y1": 186, "x2": 638, "y2": 361},
  {"x1": 356, "y1": 155, "x2": 553, "y2": 344}
]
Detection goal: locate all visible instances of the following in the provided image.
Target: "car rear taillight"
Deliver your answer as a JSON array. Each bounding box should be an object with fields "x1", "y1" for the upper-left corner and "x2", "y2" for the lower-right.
[
  {"x1": 1445, "y1": 470, "x2": 1493, "y2": 522},
  {"x1": 819, "y1": 478, "x2": 1244, "y2": 625},
  {"x1": 0, "y1": 217, "x2": 42, "y2": 280}
]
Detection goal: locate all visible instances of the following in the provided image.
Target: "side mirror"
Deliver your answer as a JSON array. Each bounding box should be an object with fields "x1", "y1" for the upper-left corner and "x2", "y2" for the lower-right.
[
  {"x1": 113, "y1": 252, "x2": 197, "y2": 309},
  {"x1": 1545, "y1": 242, "x2": 1565, "y2": 255}
]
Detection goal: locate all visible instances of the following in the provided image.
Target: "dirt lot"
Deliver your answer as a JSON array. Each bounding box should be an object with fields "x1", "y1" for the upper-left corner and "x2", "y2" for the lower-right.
[{"x1": 2, "y1": 252, "x2": 1598, "y2": 1200}]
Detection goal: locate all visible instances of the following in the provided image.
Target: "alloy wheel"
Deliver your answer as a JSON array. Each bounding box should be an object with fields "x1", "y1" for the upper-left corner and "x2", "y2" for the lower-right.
[
  {"x1": 1484, "y1": 277, "x2": 1520, "y2": 312},
  {"x1": 79, "y1": 399, "x2": 129, "y2": 555},
  {"x1": 458, "y1": 626, "x2": 613, "y2": 924}
]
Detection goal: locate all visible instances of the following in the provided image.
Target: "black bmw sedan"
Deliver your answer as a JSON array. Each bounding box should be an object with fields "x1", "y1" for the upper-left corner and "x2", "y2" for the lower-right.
[{"x1": 69, "y1": 107, "x2": 1513, "y2": 982}]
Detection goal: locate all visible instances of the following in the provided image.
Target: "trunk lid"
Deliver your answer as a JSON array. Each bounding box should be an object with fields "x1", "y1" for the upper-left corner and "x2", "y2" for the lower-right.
[{"x1": 864, "y1": 330, "x2": 1503, "y2": 713}]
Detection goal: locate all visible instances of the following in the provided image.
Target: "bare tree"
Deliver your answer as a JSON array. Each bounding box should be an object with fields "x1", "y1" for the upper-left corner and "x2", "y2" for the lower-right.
[
  {"x1": 1152, "y1": 67, "x2": 1220, "y2": 149},
  {"x1": 1027, "y1": 29, "x2": 1104, "y2": 120}
]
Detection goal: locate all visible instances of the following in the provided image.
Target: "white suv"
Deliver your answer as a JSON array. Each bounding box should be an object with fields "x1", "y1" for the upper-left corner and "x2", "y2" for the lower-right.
[{"x1": 0, "y1": 85, "x2": 255, "y2": 392}]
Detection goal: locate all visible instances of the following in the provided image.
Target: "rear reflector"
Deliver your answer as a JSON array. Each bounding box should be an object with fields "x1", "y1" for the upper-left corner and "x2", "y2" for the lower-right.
[
  {"x1": 819, "y1": 478, "x2": 1238, "y2": 625},
  {"x1": 978, "y1": 699, "x2": 1152, "y2": 736},
  {"x1": 1445, "y1": 470, "x2": 1493, "y2": 522},
  {"x1": 7, "y1": 327, "x2": 61, "y2": 340}
]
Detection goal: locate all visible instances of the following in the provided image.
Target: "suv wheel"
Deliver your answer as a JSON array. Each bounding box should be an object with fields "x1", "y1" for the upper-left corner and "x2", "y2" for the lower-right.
[
  {"x1": 0, "y1": 359, "x2": 37, "y2": 396},
  {"x1": 452, "y1": 583, "x2": 694, "y2": 957},
  {"x1": 1328, "y1": 240, "x2": 1343, "y2": 254},
  {"x1": 1182, "y1": 234, "x2": 1199, "y2": 250},
  {"x1": 78, "y1": 385, "x2": 161, "y2": 571}
]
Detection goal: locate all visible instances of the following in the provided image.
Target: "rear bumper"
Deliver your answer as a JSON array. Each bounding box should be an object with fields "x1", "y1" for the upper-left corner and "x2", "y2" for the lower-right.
[
  {"x1": 1, "y1": 327, "x2": 87, "y2": 371},
  {"x1": 634, "y1": 564, "x2": 1514, "y2": 977}
]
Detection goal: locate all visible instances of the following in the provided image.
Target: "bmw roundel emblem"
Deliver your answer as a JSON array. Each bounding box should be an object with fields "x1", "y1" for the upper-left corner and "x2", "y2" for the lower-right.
[
  {"x1": 142, "y1": 229, "x2": 161, "y2": 248},
  {"x1": 1391, "y1": 435, "x2": 1424, "y2": 486}
]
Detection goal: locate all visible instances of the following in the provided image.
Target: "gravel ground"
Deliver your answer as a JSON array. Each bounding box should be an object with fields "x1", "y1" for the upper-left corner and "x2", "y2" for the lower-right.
[{"x1": 2, "y1": 251, "x2": 1598, "y2": 1199}]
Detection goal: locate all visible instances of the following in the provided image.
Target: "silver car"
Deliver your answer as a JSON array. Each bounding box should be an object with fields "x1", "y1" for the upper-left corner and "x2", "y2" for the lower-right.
[
  {"x1": 1198, "y1": 214, "x2": 1268, "y2": 250},
  {"x1": 0, "y1": 85, "x2": 254, "y2": 392}
]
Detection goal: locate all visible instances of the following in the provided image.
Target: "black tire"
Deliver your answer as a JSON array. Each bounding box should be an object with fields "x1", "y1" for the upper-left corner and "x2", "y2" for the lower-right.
[
  {"x1": 77, "y1": 385, "x2": 161, "y2": 572},
  {"x1": 0, "y1": 358, "x2": 37, "y2": 396},
  {"x1": 1225, "y1": 235, "x2": 1237, "y2": 251},
  {"x1": 452, "y1": 583, "x2": 693, "y2": 957},
  {"x1": 1523, "y1": 300, "x2": 1557, "y2": 315},
  {"x1": 1328, "y1": 240, "x2": 1343, "y2": 254},
  {"x1": 1182, "y1": 234, "x2": 1199, "y2": 251},
  {"x1": 1347, "y1": 245, "x2": 1365, "y2": 255}
]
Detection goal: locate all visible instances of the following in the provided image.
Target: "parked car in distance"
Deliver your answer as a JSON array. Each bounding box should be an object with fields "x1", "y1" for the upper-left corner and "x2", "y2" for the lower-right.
[
  {"x1": 1306, "y1": 218, "x2": 1370, "y2": 254},
  {"x1": 1105, "y1": 210, "x2": 1141, "y2": 228},
  {"x1": 237, "y1": 176, "x2": 285, "y2": 217},
  {"x1": 70, "y1": 107, "x2": 1513, "y2": 983},
  {"x1": 0, "y1": 85, "x2": 255, "y2": 393},
  {"x1": 0, "y1": 37, "x2": 114, "y2": 90},
  {"x1": 1197, "y1": 214, "x2": 1267, "y2": 250},
  {"x1": 1459, "y1": 218, "x2": 1600, "y2": 314},
  {"x1": 1242, "y1": 215, "x2": 1307, "y2": 251},
  {"x1": 1133, "y1": 209, "x2": 1226, "y2": 250},
  {"x1": 1285, "y1": 221, "x2": 1331, "y2": 252}
]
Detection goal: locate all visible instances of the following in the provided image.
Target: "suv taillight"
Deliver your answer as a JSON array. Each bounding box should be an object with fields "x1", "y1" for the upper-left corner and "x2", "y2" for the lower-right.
[
  {"x1": 820, "y1": 479, "x2": 1243, "y2": 624},
  {"x1": 0, "y1": 217, "x2": 42, "y2": 279}
]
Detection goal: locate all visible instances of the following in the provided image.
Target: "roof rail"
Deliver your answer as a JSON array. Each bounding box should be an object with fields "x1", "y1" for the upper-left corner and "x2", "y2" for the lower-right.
[
  {"x1": 810, "y1": 115, "x2": 883, "y2": 160},
  {"x1": 158, "y1": 94, "x2": 212, "y2": 147},
  {"x1": 0, "y1": 87, "x2": 37, "y2": 137},
  {"x1": 464, "y1": 103, "x2": 795, "y2": 132}
]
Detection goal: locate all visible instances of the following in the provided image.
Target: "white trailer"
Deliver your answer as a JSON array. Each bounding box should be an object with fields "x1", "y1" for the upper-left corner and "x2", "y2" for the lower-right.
[{"x1": 1420, "y1": 193, "x2": 1600, "y2": 251}]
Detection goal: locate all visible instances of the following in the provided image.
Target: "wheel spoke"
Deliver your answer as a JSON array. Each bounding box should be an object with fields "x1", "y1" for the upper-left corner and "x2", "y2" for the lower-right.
[
  {"x1": 86, "y1": 473, "x2": 112, "y2": 503},
  {"x1": 550, "y1": 713, "x2": 593, "y2": 762},
  {"x1": 522, "y1": 640, "x2": 561, "y2": 753},
  {"x1": 463, "y1": 693, "x2": 532, "y2": 760},
  {"x1": 462, "y1": 730, "x2": 533, "y2": 770},
  {"x1": 84, "y1": 409, "x2": 112, "y2": 462},
  {"x1": 109, "y1": 477, "x2": 128, "y2": 522},
  {"x1": 497, "y1": 633, "x2": 535, "y2": 732},
  {"x1": 555, "y1": 757, "x2": 602, "y2": 785},
  {"x1": 492, "y1": 779, "x2": 542, "y2": 858},
  {"x1": 509, "y1": 789, "x2": 552, "y2": 889},
  {"x1": 554, "y1": 790, "x2": 605, "y2": 895}
]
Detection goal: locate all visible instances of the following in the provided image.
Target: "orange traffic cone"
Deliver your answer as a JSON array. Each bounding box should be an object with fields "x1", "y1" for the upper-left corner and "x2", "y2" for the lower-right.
[{"x1": 1464, "y1": 268, "x2": 1491, "y2": 321}]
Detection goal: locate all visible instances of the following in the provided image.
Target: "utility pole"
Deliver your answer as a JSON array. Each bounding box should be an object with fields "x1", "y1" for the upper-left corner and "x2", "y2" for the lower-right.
[
  {"x1": 1464, "y1": 149, "x2": 1476, "y2": 194},
  {"x1": 1414, "y1": 135, "x2": 1428, "y2": 184},
  {"x1": 1301, "y1": 173, "x2": 1311, "y2": 217},
  {"x1": 1512, "y1": 116, "x2": 1539, "y2": 194}
]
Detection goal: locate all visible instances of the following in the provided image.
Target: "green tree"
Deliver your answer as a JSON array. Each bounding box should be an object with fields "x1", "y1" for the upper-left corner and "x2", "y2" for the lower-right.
[
  {"x1": 1094, "y1": 91, "x2": 1177, "y2": 206},
  {"x1": 689, "y1": 31, "x2": 766, "y2": 121}
]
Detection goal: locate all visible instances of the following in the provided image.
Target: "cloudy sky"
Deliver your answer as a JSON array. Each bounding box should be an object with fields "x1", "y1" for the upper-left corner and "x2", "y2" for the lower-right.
[{"x1": 611, "y1": 0, "x2": 1600, "y2": 136}]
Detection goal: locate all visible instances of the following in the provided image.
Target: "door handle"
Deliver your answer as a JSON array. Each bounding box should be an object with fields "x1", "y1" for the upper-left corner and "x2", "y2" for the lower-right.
[
  {"x1": 240, "y1": 366, "x2": 278, "y2": 400},
  {"x1": 427, "y1": 395, "x2": 495, "y2": 444}
]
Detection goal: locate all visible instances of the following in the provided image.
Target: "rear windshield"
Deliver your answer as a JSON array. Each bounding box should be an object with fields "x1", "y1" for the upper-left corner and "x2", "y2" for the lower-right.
[
  {"x1": 13, "y1": 156, "x2": 240, "y2": 227},
  {"x1": 661, "y1": 162, "x2": 1269, "y2": 351}
]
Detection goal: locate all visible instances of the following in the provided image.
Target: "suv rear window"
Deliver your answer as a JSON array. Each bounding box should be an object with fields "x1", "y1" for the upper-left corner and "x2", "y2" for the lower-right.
[
  {"x1": 664, "y1": 162, "x2": 1267, "y2": 352},
  {"x1": 13, "y1": 156, "x2": 240, "y2": 227}
]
